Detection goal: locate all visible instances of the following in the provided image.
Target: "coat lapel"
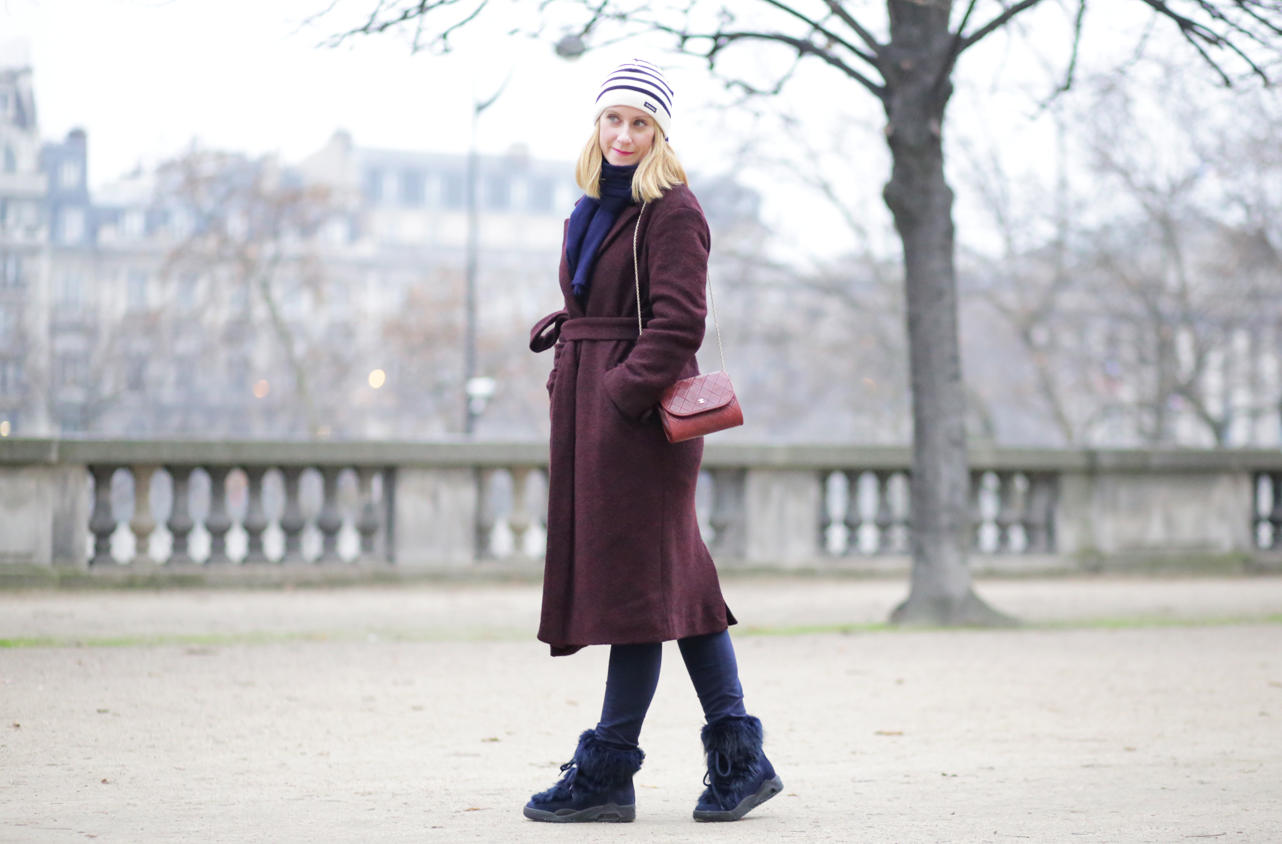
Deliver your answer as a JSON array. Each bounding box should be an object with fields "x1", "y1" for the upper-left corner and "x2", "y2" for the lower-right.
[{"x1": 598, "y1": 203, "x2": 642, "y2": 255}]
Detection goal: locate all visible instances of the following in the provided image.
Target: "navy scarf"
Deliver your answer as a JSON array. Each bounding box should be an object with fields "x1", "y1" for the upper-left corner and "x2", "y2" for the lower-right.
[{"x1": 565, "y1": 162, "x2": 637, "y2": 304}]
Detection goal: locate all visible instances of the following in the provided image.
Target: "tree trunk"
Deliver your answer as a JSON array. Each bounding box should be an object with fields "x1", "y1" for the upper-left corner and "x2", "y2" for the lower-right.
[{"x1": 881, "y1": 0, "x2": 1008, "y2": 625}]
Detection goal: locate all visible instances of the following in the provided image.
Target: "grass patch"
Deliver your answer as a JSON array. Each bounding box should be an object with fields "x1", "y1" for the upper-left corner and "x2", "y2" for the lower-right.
[
  {"x1": 0, "y1": 630, "x2": 345, "y2": 649},
  {"x1": 0, "y1": 625, "x2": 533, "y2": 650},
  {"x1": 735, "y1": 613, "x2": 1282, "y2": 637},
  {"x1": 4, "y1": 614, "x2": 1279, "y2": 650}
]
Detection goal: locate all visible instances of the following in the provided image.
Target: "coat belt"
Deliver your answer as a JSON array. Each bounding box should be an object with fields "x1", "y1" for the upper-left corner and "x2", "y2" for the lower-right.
[
  {"x1": 560, "y1": 317, "x2": 640, "y2": 342},
  {"x1": 530, "y1": 312, "x2": 642, "y2": 352}
]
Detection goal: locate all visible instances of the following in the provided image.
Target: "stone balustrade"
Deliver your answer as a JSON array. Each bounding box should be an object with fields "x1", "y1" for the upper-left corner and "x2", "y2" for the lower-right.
[{"x1": 2, "y1": 439, "x2": 1280, "y2": 573}]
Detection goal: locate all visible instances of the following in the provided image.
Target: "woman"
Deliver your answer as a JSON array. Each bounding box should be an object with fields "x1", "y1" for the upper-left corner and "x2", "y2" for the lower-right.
[{"x1": 524, "y1": 58, "x2": 782, "y2": 824}]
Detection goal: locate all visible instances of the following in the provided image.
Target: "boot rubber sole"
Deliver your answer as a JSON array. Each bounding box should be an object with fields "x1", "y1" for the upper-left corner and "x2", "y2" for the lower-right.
[
  {"x1": 693, "y1": 775, "x2": 784, "y2": 822},
  {"x1": 523, "y1": 802, "x2": 636, "y2": 823}
]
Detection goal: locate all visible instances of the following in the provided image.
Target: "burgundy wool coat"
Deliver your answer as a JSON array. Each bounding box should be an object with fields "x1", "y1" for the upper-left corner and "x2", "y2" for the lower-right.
[{"x1": 529, "y1": 184, "x2": 736, "y2": 656}]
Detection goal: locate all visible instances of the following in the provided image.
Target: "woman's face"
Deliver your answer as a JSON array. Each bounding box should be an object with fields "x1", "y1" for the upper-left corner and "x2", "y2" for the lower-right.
[{"x1": 598, "y1": 105, "x2": 656, "y2": 166}]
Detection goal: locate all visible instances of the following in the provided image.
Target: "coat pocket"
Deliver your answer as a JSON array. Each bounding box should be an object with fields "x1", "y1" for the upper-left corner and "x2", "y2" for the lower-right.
[{"x1": 547, "y1": 342, "x2": 564, "y2": 397}]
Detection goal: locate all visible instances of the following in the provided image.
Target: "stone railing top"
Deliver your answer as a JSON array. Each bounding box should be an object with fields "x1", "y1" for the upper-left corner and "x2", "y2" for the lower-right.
[{"x1": 3, "y1": 438, "x2": 1282, "y2": 472}]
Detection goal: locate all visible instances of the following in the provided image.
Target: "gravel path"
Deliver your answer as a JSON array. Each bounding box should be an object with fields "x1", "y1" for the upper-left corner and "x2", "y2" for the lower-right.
[{"x1": 2, "y1": 576, "x2": 1281, "y2": 843}]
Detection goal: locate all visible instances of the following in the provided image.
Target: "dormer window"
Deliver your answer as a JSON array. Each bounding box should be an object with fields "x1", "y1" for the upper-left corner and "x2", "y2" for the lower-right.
[{"x1": 59, "y1": 160, "x2": 82, "y2": 189}]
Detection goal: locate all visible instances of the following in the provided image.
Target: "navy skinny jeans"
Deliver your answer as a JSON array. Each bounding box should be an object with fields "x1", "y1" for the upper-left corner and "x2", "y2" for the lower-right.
[{"x1": 594, "y1": 629, "x2": 748, "y2": 749}]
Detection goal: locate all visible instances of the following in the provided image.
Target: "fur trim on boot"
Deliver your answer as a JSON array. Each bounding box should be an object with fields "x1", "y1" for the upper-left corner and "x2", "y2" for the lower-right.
[
  {"x1": 694, "y1": 715, "x2": 783, "y2": 822},
  {"x1": 524, "y1": 729, "x2": 644, "y2": 823}
]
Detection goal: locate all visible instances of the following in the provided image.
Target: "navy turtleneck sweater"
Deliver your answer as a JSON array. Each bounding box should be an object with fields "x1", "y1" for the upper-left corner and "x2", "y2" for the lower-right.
[{"x1": 564, "y1": 161, "x2": 637, "y2": 305}]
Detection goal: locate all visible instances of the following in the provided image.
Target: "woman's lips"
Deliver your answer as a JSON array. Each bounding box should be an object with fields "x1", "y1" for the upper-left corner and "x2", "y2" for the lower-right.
[{"x1": 613, "y1": 148, "x2": 634, "y2": 156}]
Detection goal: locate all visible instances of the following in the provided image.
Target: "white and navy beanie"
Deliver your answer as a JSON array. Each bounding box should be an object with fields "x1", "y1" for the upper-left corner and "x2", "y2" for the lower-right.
[{"x1": 594, "y1": 59, "x2": 675, "y2": 139}]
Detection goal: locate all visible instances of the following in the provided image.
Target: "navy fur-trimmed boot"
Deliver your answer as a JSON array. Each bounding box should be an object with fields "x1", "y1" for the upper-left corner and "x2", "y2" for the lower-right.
[
  {"x1": 693, "y1": 714, "x2": 783, "y2": 822},
  {"x1": 523, "y1": 729, "x2": 644, "y2": 822}
]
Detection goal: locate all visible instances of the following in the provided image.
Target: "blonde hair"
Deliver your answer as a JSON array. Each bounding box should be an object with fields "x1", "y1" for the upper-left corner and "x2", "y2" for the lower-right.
[{"x1": 575, "y1": 121, "x2": 687, "y2": 203}]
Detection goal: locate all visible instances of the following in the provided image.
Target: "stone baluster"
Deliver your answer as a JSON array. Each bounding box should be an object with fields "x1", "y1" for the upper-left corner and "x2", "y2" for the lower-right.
[
  {"x1": 167, "y1": 465, "x2": 195, "y2": 565},
  {"x1": 316, "y1": 467, "x2": 344, "y2": 563},
  {"x1": 817, "y1": 471, "x2": 835, "y2": 556},
  {"x1": 128, "y1": 465, "x2": 158, "y2": 565},
  {"x1": 969, "y1": 471, "x2": 987, "y2": 551},
  {"x1": 1023, "y1": 473, "x2": 1056, "y2": 553},
  {"x1": 279, "y1": 467, "x2": 306, "y2": 563},
  {"x1": 355, "y1": 467, "x2": 382, "y2": 563},
  {"x1": 709, "y1": 468, "x2": 745, "y2": 559},
  {"x1": 1251, "y1": 472, "x2": 1265, "y2": 549},
  {"x1": 994, "y1": 472, "x2": 1018, "y2": 553},
  {"x1": 1270, "y1": 472, "x2": 1282, "y2": 550},
  {"x1": 899, "y1": 471, "x2": 913, "y2": 552},
  {"x1": 241, "y1": 466, "x2": 270, "y2": 563},
  {"x1": 843, "y1": 470, "x2": 863, "y2": 555},
  {"x1": 508, "y1": 467, "x2": 533, "y2": 558},
  {"x1": 475, "y1": 468, "x2": 497, "y2": 559},
  {"x1": 88, "y1": 465, "x2": 116, "y2": 567},
  {"x1": 534, "y1": 467, "x2": 549, "y2": 547},
  {"x1": 874, "y1": 471, "x2": 894, "y2": 553},
  {"x1": 205, "y1": 466, "x2": 232, "y2": 564}
]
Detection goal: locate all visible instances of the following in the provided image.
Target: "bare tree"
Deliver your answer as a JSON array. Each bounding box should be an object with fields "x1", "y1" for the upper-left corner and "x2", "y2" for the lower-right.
[
  {"x1": 158, "y1": 148, "x2": 354, "y2": 439},
  {"x1": 325, "y1": 0, "x2": 1282, "y2": 623},
  {"x1": 957, "y1": 62, "x2": 1282, "y2": 449}
]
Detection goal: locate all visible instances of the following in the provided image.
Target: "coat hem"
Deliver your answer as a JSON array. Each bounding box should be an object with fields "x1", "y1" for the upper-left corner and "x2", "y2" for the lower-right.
[{"x1": 539, "y1": 615, "x2": 737, "y2": 657}]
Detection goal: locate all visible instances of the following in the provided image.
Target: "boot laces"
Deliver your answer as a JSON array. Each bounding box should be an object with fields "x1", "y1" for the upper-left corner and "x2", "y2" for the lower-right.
[
  {"x1": 702, "y1": 750, "x2": 734, "y2": 808},
  {"x1": 547, "y1": 760, "x2": 578, "y2": 799}
]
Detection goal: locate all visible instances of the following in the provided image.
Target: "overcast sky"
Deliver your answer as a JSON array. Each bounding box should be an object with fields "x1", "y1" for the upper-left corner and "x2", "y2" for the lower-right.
[{"x1": 2, "y1": 0, "x2": 1192, "y2": 262}]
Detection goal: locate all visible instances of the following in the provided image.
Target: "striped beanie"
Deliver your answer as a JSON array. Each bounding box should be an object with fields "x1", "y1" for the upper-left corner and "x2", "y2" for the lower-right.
[{"x1": 594, "y1": 59, "x2": 674, "y2": 138}]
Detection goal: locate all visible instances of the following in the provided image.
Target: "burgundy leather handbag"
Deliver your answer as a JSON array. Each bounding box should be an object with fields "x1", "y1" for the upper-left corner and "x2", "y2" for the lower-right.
[
  {"x1": 657, "y1": 370, "x2": 743, "y2": 443},
  {"x1": 632, "y1": 203, "x2": 744, "y2": 443}
]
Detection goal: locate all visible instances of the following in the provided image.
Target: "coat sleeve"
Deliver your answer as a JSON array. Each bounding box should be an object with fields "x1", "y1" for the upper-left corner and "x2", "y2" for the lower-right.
[{"x1": 601, "y1": 201, "x2": 709, "y2": 420}]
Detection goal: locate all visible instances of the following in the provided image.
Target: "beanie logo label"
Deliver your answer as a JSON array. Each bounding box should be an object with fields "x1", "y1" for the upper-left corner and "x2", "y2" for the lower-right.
[{"x1": 643, "y1": 101, "x2": 657, "y2": 114}]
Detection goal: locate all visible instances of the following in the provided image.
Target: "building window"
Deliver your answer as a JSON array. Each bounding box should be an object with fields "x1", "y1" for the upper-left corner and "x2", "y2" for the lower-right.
[
  {"x1": 229, "y1": 280, "x2": 249, "y2": 311},
  {"x1": 0, "y1": 359, "x2": 24, "y2": 395},
  {"x1": 485, "y1": 175, "x2": 510, "y2": 211},
  {"x1": 0, "y1": 253, "x2": 21, "y2": 287},
  {"x1": 60, "y1": 208, "x2": 86, "y2": 244},
  {"x1": 2, "y1": 145, "x2": 14, "y2": 174},
  {"x1": 323, "y1": 218, "x2": 349, "y2": 246},
  {"x1": 58, "y1": 411, "x2": 84, "y2": 434},
  {"x1": 56, "y1": 273, "x2": 85, "y2": 311},
  {"x1": 172, "y1": 355, "x2": 197, "y2": 398},
  {"x1": 0, "y1": 306, "x2": 14, "y2": 343},
  {"x1": 400, "y1": 170, "x2": 424, "y2": 206},
  {"x1": 18, "y1": 200, "x2": 38, "y2": 229},
  {"x1": 125, "y1": 355, "x2": 147, "y2": 392},
  {"x1": 169, "y1": 209, "x2": 193, "y2": 239},
  {"x1": 364, "y1": 168, "x2": 383, "y2": 202},
  {"x1": 60, "y1": 160, "x2": 83, "y2": 190},
  {"x1": 123, "y1": 210, "x2": 145, "y2": 238},
  {"x1": 126, "y1": 270, "x2": 148, "y2": 312},
  {"x1": 56, "y1": 353, "x2": 87, "y2": 388},
  {"x1": 441, "y1": 172, "x2": 465, "y2": 209},
  {"x1": 177, "y1": 273, "x2": 198, "y2": 310},
  {"x1": 528, "y1": 177, "x2": 555, "y2": 213}
]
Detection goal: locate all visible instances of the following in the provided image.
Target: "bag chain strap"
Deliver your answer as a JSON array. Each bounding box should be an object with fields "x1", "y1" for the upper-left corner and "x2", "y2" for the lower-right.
[{"x1": 632, "y1": 201, "x2": 728, "y2": 372}]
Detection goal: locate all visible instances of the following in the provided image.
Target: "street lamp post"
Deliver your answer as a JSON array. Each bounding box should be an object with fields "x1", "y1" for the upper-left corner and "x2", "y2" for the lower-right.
[{"x1": 463, "y1": 77, "x2": 509, "y2": 436}]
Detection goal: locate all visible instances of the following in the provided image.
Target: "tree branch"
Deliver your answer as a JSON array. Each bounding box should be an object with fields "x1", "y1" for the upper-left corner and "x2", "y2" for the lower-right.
[
  {"x1": 821, "y1": 0, "x2": 885, "y2": 56},
  {"x1": 754, "y1": 0, "x2": 880, "y2": 66},
  {"x1": 1056, "y1": 0, "x2": 1090, "y2": 95},
  {"x1": 958, "y1": 0, "x2": 1049, "y2": 53},
  {"x1": 671, "y1": 27, "x2": 886, "y2": 98},
  {"x1": 1137, "y1": 0, "x2": 1277, "y2": 84},
  {"x1": 324, "y1": 0, "x2": 486, "y2": 49}
]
